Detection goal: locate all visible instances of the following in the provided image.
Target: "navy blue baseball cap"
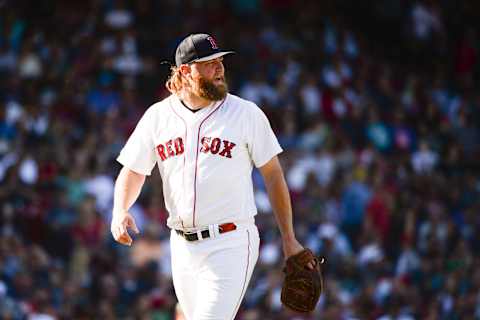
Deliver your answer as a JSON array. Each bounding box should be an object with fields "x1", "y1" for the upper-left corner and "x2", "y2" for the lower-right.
[{"x1": 175, "y1": 33, "x2": 234, "y2": 67}]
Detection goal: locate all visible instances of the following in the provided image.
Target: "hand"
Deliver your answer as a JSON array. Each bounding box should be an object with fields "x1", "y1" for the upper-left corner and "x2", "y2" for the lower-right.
[
  {"x1": 282, "y1": 237, "x2": 316, "y2": 270},
  {"x1": 111, "y1": 210, "x2": 140, "y2": 246}
]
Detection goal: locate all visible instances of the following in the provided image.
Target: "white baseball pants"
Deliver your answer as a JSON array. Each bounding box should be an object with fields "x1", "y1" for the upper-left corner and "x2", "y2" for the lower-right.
[{"x1": 170, "y1": 221, "x2": 260, "y2": 320}]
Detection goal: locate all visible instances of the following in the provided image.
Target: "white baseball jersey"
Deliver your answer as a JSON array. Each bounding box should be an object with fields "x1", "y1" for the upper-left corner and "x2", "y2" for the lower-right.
[{"x1": 117, "y1": 93, "x2": 282, "y2": 230}]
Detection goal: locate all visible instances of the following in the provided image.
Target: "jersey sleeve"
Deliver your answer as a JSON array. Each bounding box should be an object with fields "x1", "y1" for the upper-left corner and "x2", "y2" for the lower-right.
[
  {"x1": 246, "y1": 103, "x2": 283, "y2": 168},
  {"x1": 117, "y1": 109, "x2": 157, "y2": 175}
]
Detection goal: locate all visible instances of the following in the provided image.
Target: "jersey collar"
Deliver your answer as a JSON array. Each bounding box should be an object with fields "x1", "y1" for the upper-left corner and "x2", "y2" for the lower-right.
[{"x1": 171, "y1": 94, "x2": 224, "y2": 122}]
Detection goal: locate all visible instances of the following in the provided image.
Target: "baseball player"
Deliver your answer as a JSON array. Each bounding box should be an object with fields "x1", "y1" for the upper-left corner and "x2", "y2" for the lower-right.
[{"x1": 111, "y1": 33, "x2": 314, "y2": 320}]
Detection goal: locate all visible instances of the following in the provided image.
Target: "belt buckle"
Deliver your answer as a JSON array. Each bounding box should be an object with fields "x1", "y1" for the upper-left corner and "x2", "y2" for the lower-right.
[
  {"x1": 181, "y1": 228, "x2": 208, "y2": 241},
  {"x1": 176, "y1": 229, "x2": 192, "y2": 241}
]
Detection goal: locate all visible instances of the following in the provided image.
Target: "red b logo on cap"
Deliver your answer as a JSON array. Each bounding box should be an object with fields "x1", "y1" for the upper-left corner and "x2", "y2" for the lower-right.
[{"x1": 207, "y1": 36, "x2": 218, "y2": 49}]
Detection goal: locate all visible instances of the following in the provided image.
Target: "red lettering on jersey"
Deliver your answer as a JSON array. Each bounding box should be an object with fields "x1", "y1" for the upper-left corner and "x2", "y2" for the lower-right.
[
  {"x1": 219, "y1": 140, "x2": 236, "y2": 158},
  {"x1": 199, "y1": 136, "x2": 236, "y2": 159},
  {"x1": 157, "y1": 137, "x2": 185, "y2": 161},
  {"x1": 174, "y1": 137, "x2": 184, "y2": 155},
  {"x1": 210, "y1": 138, "x2": 221, "y2": 154},
  {"x1": 201, "y1": 137, "x2": 211, "y2": 153},
  {"x1": 156, "y1": 144, "x2": 167, "y2": 161},
  {"x1": 165, "y1": 140, "x2": 175, "y2": 157}
]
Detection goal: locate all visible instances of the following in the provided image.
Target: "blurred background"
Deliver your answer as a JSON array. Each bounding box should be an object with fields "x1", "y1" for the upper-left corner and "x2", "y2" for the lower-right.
[{"x1": 1, "y1": 0, "x2": 480, "y2": 319}]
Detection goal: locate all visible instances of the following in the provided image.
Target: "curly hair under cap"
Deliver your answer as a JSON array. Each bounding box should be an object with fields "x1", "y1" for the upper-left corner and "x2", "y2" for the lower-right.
[{"x1": 165, "y1": 66, "x2": 186, "y2": 94}]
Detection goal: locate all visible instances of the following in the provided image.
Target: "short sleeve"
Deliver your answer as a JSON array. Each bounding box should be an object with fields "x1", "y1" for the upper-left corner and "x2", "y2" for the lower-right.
[
  {"x1": 246, "y1": 103, "x2": 283, "y2": 168},
  {"x1": 117, "y1": 109, "x2": 157, "y2": 175}
]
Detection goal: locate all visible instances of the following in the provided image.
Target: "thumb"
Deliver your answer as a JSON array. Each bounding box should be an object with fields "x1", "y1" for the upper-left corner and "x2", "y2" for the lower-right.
[{"x1": 129, "y1": 218, "x2": 140, "y2": 234}]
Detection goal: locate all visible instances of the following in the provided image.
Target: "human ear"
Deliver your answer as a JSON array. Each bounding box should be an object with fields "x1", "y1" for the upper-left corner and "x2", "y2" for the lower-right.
[{"x1": 179, "y1": 64, "x2": 191, "y2": 76}]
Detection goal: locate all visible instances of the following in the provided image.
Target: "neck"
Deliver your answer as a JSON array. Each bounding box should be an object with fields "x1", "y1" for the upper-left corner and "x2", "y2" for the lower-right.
[{"x1": 179, "y1": 90, "x2": 211, "y2": 110}]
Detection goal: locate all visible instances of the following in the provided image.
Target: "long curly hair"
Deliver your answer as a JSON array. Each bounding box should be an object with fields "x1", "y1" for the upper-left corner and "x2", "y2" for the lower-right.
[{"x1": 165, "y1": 66, "x2": 187, "y2": 94}]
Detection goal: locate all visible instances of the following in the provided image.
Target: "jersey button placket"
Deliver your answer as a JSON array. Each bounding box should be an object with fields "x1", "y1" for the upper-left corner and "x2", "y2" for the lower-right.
[{"x1": 183, "y1": 119, "x2": 200, "y2": 228}]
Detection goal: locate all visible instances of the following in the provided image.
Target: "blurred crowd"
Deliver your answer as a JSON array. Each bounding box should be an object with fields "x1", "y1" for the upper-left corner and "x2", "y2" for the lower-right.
[{"x1": 1, "y1": 0, "x2": 480, "y2": 319}]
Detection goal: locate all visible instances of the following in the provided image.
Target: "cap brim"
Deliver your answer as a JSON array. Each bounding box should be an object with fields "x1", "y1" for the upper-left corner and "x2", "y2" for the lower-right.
[{"x1": 193, "y1": 51, "x2": 235, "y2": 63}]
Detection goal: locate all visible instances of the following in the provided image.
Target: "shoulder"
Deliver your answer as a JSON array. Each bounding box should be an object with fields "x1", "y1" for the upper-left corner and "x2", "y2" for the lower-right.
[
  {"x1": 226, "y1": 93, "x2": 264, "y2": 117},
  {"x1": 136, "y1": 95, "x2": 174, "y2": 128},
  {"x1": 145, "y1": 95, "x2": 174, "y2": 114},
  {"x1": 140, "y1": 95, "x2": 176, "y2": 120},
  {"x1": 226, "y1": 93, "x2": 256, "y2": 109}
]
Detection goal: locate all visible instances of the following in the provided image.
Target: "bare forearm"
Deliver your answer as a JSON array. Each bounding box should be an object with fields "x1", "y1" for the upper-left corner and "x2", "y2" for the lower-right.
[
  {"x1": 113, "y1": 167, "x2": 146, "y2": 216},
  {"x1": 264, "y1": 171, "x2": 296, "y2": 241},
  {"x1": 260, "y1": 157, "x2": 306, "y2": 258}
]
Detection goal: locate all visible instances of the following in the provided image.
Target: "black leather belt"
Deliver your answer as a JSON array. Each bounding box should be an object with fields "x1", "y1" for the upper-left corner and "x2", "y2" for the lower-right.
[{"x1": 175, "y1": 223, "x2": 237, "y2": 241}]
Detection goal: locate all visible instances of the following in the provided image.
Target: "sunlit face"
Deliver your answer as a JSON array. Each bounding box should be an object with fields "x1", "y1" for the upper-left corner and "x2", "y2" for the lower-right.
[{"x1": 185, "y1": 57, "x2": 228, "y2": 101}]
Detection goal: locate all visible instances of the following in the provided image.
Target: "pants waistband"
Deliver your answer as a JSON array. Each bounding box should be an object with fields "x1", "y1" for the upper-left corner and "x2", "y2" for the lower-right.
[
  {"x1": 176, "y1": 217, "x2": 255, "y2": 233},
  {"x1": 175, "y1": 222, "x2": 237, "y2": 242},
  {"x1": 173, "y1": 217, "x2": 255, "y2": 242}
]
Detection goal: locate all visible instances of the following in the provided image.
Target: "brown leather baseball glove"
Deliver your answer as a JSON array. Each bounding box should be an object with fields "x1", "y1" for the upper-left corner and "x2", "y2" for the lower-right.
[{"x1": 281, "y1": 248, "x2": 323, "y2": 313}]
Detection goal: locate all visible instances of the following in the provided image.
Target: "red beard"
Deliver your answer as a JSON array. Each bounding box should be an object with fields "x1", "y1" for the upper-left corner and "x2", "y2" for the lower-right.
[{"x1": 195, "y1": 76, "x2": 228, "y2": 101}]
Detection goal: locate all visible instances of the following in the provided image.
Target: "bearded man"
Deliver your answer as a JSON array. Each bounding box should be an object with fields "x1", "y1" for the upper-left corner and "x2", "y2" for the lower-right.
[{"x1": 110, "y1": 33, "x2": 315, "y2": 320}]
